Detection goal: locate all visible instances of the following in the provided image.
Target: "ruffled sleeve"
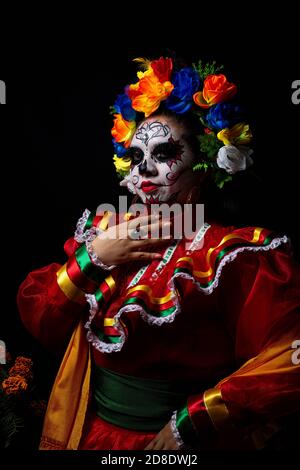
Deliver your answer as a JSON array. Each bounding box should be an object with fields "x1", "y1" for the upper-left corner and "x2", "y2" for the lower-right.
[
  {"x1": 173, "y1": 242, "x2": 300, "y2": 449},
  {"x1": 17, "y1": 209, "x2": 110, "y2": 353}
]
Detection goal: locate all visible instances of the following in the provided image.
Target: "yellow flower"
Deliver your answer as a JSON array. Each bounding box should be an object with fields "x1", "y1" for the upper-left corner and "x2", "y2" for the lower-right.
[
  {"x1": 137, "y1": 66, "x2": 154, "y2": 80},
  {"x1": 217, "y1": 123, "x2": 252, "y2": 146},
  {"x1": 113, "y1": 155, "x2": 131, "y2": 174},
  {"x1": 111, "y1": 114, "x2": 136, "y2": 147}
]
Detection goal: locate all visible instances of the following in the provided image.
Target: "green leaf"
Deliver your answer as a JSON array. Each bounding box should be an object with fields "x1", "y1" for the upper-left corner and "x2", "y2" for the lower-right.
[
  {"x1": 197, "y1": 134, "x2": 222, "y2": 160},
  {"x1": 214, "y1": 170, "x2": 232, "y2": 188},
  {"x1": 116, "y1": 169, "x2": 129, "y2": 179},
  {"x1": 192, "y1": 60, "x2": 224, "y2": 81},
  {"x1": 192, "y1": 162, "x2": 206, "y2": 172},
  {"x1": 109, "y1": 105, "x2": 117, "y2": 116},
  {"x1": 0, "y1": 390, "x2": 24, "y2": 448}
]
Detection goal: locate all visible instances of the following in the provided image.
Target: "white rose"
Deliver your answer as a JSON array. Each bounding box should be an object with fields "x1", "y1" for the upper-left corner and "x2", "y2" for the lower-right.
[{"x1": 217, "y1": 145, "x2": 254, "y2": 174}]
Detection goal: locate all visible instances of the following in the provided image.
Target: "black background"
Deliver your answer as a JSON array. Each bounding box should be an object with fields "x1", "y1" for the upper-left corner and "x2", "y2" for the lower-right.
[{"x1": 1, "y1": 10, "x2": 299, "y2": 453}]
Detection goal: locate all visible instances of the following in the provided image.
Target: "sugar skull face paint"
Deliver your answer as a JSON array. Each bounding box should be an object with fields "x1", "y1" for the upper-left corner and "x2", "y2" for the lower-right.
[{"x1": 125, "y1": 115, "x2": 197, "y2": 203}]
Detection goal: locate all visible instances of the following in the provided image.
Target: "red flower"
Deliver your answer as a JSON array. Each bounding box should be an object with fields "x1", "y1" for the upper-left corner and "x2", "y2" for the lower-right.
[{"x1": 151, "y1": 57, "x2": 173, "y2": 82}]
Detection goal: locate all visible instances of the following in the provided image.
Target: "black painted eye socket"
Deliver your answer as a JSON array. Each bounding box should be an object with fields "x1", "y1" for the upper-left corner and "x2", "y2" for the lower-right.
[
  {"x1": 151, "y1": 143, "x2": 178, "y2": 161},
  {"x1": 126, "y1": 147, "x2": 144, "y2": 165}
]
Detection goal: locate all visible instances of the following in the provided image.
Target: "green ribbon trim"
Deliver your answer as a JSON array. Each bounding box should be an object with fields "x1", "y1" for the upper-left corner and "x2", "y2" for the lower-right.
[
  {"x1": 75, "y1": 244, "x2": 104, "y2": 284},
  {"x1": 95, "y1": 288, "x2": 105, "y2": 306},
  {"x1": 92, "y1": 365, "x2": 203, "y2": 432},
  {"x1": 123, "y1": 297, "x2": 176, "y2": 318},
  {"x1": 176, "y1": 403, "x2": 199, "y2": 446},
  {"x1": 94, "y1": 328, "x2": 121, "y2": 344},
  {"x1": 85, "y1": 210, "x2": 95, "y2": 231},
  {"x1": 175, "y1": 235, "x2": 276, "y2": 288}
]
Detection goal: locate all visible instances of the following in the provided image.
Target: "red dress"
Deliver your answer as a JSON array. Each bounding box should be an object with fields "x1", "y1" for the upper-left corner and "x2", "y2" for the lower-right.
[{"x1": 17, "y1": 210, "x2": 300, "y2": 450}]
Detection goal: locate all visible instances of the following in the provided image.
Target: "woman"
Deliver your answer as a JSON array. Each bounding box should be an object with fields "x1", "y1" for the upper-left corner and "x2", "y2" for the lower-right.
[{"x1": 17, "y1": 56, "x2": 300, "y2": 451}]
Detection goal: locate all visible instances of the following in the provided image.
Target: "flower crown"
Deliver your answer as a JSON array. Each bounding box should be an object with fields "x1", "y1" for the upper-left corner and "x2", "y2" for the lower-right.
[{"x1": 111, "y1": 57, "x2": 253, "y2": 188}]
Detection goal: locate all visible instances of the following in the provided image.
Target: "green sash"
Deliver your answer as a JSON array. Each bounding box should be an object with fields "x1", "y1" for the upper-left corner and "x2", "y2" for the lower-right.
[{"x1": 92, "y1": 365, "x2": 204, "y2": 431}]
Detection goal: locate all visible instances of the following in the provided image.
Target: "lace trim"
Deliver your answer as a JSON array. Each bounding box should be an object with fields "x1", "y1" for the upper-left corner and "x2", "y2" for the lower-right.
[
  {"x1": 85, "y1": 239, "x2": 116, "y2": 271},
  {"x1": 73, "y1": 209, "x2": 115, "y2": 270},
  {"x1": 139, "y1": 298, "x2": 180, "y2": 326},
  {"x1": 74, "y1": 209, "x2": 91, "y2": 242},
  {"x1": 127, "y1": 240, "x2": 180, "y2": 286},
  {"x1": 170, "y1": 411, "x2": 186, "y2": 450},
  {"x1": 154, "y1": 241, "x2": 179, "y2": 274},
  {"x1": 84, "y1": 297, "x2": 181, "y2": 353},
  {"x1": 127, "y1": 264, "x2": 150, "y2": 288},
  {"x1": 74, "y1": 208, "x2": 105, "y2": 243},
  {"x1": 85, "y1": 293, "x2": 124, "y2": 353},
  {"x1": 85, "y1": 235, "x2": 289, "y2": 353},
  {"x1": 170, "y1": 235, "x2": 289, "y2": 295},
  {"x1": 84, "y1": 300, "x2": 141, "y2": 353},
  {"x1": 187, "y1": 223, "x2": 211, "y2": 252}
]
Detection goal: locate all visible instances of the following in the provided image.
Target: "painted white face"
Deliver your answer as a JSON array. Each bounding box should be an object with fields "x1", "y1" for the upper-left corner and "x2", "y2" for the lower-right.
[{"x1": 124, "y1": 115, "x2": 197, "y2": 203}]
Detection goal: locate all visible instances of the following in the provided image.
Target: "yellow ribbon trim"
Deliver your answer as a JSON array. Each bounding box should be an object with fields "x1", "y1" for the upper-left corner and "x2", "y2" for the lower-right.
[
  {"x1": 179, "y1": 228, "x2": 264, "y2": 278},
  {"x1": 104, "y1": 318, "x2": 115, "y2": 327},
  {"x1": 105, "y1": 274, "x2": 116, "y2": 293},
  {"x1": 203, "y1": 388, "x2": 230, "y2": 430},
  {"x1": 177, "y1": 257, "x2": 193, "y2": 264},
  {"x1": 56, "y1": 264, "x2": 85, "y2": 303},
  {"x1": 127, "y1": 285, "x2": 173, "y2": 305},
  {"x1": 98, "y1": 211, "x2": 113, "y2": 230}
]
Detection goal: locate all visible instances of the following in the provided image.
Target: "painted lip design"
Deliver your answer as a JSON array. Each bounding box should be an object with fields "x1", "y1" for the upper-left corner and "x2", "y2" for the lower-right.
[{"x1": 140, "y1": 180, "x2": 161, "y2": 193}]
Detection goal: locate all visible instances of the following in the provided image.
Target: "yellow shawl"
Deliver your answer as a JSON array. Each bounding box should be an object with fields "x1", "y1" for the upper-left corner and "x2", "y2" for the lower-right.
[{"x1": 39, "y1": 321, "x2": 90, "y2": 450}]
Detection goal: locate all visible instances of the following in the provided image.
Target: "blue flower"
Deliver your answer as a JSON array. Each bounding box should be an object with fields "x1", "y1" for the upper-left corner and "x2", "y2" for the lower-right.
[
  {"x1": 112, "y1": 139, "x2": 128, "y2": 157},
  {"x1": 206, "y1": 103, "x2": 244, "y2": 131},
  {"x1": 165, "y1": 67, "x2": 201, "y2": 114},
  {"x1": 114, "y1": 93, "x2": 136, "y2": 121}
]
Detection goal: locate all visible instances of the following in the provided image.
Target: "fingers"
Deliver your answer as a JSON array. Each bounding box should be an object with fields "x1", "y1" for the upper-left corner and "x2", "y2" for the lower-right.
[
  {"x1": 127, "y1": 213, "x2": 161, "y2": 229},
  {"x1": 144, "y1": 437, "x2": 165, "y2": 451},
  {"x1": 129, "y1": 251, "x2": 163, "y2": 262},
  {"x1": 144, "y1": 439, "x2": 155, "y2": 451},
  {"x1": 131, "y1": 239, "x2": 172, "y2": 252},
  {"x1": 128, "y1": 220, "x2": 172, "y2": 241}
]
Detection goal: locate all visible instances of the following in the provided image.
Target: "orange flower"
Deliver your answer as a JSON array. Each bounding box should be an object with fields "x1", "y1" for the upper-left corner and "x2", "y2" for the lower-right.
[
  {"x1": 111, "y1": 113, "x2": 136, "y2": 148},
  {"x1": 193, "y1": 74, "x2": 237, "y2": 108},
  {"x1": 9, "y1": 364, "x2": 33, "y2": 381},
  {"x1": 2, "y1": 375, "x2": 28, "y2": 395},
  {"x1": 15, "y1": 356, "x2": 33, "y2": 368},
  {"x1": 128, "y1": 69, "x2": 174, "y2": 117}
]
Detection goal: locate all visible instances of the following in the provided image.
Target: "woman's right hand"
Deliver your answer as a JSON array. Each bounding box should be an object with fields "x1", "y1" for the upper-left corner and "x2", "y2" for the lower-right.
[{"x1": 91, "y1": 214, "x2": 172, "y2": 267}]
